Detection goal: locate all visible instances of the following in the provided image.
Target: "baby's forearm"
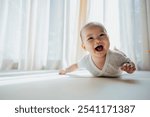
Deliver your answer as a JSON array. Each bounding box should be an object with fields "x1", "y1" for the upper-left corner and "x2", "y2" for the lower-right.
[
  {"x1": 127, "y1": 61, "x2": 135, "y2": 66},
  {"x1": 59, "y1": 64, "x2": 78, "y2": 75},
  {"x1": 65, "y1": 64, "x2": 78, "y2": 73}
]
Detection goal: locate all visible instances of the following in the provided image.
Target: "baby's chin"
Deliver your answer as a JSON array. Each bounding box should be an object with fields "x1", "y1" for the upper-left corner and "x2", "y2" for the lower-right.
[{"x1": 93, "y1": 50, "x2": 108, "y2": 58}]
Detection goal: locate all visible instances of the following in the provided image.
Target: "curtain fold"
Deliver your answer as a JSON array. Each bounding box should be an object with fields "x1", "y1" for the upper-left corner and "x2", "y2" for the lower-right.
[
  {"x1": 76, "y1": 0, "x2": 89, "y2": 61},
  {"x1": 61, "y1": 0, "x2": 81, "y2": 67}
]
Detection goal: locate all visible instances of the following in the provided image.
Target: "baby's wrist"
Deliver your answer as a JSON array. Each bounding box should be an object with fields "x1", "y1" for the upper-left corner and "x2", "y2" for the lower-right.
[
  {"x1": 65, "y1": 68, "x2": 70, "y2": 73},
  {"x1": 125, "y1": 62, "x2": 135, "y2": 66}
]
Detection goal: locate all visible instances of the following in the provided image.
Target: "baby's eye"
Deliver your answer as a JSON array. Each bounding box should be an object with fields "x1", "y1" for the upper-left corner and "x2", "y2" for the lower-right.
[
  {"x1": 88, "y1": 37, "x2": 94, "y2": 40},
  {"x1": 99, "y1": 34, "x2": 105, "y2": 37}
]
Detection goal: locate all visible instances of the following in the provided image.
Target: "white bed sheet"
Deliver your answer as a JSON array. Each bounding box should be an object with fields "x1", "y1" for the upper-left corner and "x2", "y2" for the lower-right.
[{"x1": 0, "y1": 70, "x2": 150, "y2": 100}]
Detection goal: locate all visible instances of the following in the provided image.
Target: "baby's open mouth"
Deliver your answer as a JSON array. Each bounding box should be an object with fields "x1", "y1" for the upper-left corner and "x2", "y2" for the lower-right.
[{"x1": 95, "y1": 45, "x2": 104, "y2": 52}]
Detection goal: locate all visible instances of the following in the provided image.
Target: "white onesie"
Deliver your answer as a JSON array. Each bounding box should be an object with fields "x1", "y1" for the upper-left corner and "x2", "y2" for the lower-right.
[{"x1": 77, "y1": 49, "x2": 132, "y2": 77}]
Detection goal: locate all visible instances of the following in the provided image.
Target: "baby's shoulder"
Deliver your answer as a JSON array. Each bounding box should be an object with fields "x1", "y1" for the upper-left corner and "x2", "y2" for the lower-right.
[
  {"x1": 79, "y1": 54, "x2": 90, "y2": 62},
  {"x1": 109, "y1": 49, "x2": 127, "y2": 59},
  {"x1": 77, "y1": 54, "x2": 91, "y2": 68}
]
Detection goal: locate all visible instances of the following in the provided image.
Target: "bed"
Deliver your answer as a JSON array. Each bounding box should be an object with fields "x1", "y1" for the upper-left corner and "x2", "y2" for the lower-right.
[{"x1": 0, "y1": 70, "x2": 150, "y2": 100}]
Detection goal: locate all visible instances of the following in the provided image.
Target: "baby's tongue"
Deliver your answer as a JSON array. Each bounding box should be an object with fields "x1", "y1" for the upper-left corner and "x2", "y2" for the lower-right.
[{"x1": 96, "y1": 45, "x2": 103, "y2": 51}]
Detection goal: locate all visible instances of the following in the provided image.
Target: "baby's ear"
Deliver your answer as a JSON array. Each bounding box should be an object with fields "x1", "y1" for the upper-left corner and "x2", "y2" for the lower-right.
[{"x1": 81, "y1": 44, "x2": 86, "y2": 50}]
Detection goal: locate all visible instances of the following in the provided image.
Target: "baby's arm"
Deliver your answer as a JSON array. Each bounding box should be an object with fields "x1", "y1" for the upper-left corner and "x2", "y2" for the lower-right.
[
  {"x1": 120, "y1": 62, "x2": 136, "y2": 74},
  {"x1": 115, "y1": 49, "x2": 136, "y2": 74},
  {"x1": 59, "y1": 64, "x2": 78, "y2": 75}
]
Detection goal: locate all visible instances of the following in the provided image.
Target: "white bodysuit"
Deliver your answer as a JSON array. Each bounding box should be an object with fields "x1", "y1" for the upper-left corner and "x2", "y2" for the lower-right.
[{"x1": 77, "y1": 49, "x2": 132, "y2": 77}]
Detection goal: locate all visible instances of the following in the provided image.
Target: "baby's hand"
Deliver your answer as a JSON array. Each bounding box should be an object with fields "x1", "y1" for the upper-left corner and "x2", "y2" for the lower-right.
[
  {"x1": 121, "y1": 62, "x2": 136, "y2": 74},
  {"x1": 59, "y1": 69, "x2": 67, "y2": 75}
]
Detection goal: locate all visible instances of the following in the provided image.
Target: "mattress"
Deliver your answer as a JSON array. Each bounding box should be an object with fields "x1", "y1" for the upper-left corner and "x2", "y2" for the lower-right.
[{"x1": 0, "y1": 70, "x2": 150, "y2": 100}]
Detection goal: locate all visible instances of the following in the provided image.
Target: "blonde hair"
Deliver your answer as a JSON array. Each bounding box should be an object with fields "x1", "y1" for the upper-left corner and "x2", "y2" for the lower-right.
[{"x1": 80, "y1": 22, "x2": 107, "y2": 42}]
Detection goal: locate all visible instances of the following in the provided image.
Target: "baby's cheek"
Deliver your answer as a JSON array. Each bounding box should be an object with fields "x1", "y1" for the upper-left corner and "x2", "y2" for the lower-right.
[{"x1": 105, "y1": 39, "x2": 110, "y2": 47}]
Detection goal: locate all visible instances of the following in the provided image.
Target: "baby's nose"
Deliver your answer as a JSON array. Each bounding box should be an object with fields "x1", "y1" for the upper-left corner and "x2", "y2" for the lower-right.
[{"x1": 95, "y1": 37, "x2": 102, "y2": 43}]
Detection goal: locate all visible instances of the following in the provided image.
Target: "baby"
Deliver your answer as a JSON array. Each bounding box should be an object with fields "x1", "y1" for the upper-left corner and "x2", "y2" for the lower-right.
[{"x1": 59, "y1": 22, "x2": 136, "y2": 77}]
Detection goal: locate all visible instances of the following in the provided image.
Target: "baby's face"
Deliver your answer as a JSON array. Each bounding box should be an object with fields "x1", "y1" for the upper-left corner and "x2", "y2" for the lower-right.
[{"x1": 81, "y1": 26, "x2": 110, "y2": 58}]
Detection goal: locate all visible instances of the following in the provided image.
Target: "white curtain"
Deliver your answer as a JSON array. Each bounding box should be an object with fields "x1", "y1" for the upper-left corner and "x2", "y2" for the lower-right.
[
  {"x1": 0, "y1": 0, "x2": 51, "y2": 71},
  {"x1": 0, "y1": 0, "x2": 150, "y2": 71},
  {"x1": 0, "y1": 0, "x2": 81, "y2": 71}
]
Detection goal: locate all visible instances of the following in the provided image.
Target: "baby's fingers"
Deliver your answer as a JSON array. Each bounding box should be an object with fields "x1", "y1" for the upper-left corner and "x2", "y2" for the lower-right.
[
  {"x1": 59, "y1": 69, "x2": 66, "y2": 75},
  {"x1": 121, "y1": 63, "x2": 136, "y2": 73},
  {"x1": 127, "y1": 66, "x2": 136, "y2": 73},
  {"x1": 126, "y1": 64, "x2": 132, "y2": 71},
  {"x1": 121, "y1": 63, "x2": 128, "y2": 71}
]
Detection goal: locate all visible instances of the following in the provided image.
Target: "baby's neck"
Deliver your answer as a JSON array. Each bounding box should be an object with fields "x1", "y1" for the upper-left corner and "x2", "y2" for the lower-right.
[{"x1": 92, "y1": 55, "x2": 106, "y2": 70}]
